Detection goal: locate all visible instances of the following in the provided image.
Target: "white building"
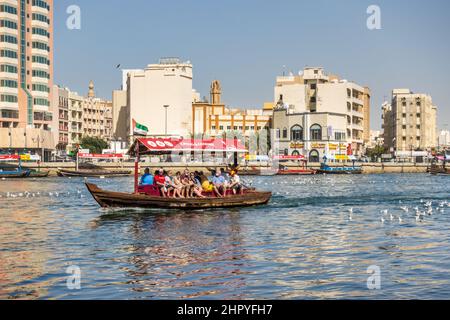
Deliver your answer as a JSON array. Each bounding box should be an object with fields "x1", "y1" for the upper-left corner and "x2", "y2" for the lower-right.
[
  {"x1": 273, "y1": 67, "x2": 371, "y2": 157},
  {"x1": 126, "y1": 58, "x2": 193, "y2": 139},
  {"x1": 439, "y1": 130, "x2": 450, "y2": 149}
]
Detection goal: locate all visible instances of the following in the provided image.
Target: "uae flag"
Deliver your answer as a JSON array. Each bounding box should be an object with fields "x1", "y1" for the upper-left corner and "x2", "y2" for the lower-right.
[{"x1": 132, "y1": 119, "x2": 149, "y2": 136}]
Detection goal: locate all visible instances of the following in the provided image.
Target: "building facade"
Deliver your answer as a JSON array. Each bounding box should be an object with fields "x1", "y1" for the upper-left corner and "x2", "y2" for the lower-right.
[
  {"x1": 382, "y1": 89, "x2": 437, "y2": 152},
  {"x1": 192, "y1": 80, "x2": 272, "y2": 138},
  {"x1": 82, "y1": 81, "x2": 113, "y2": 141},
  {"x1": 51, "y1": 82, "x2": 113, "y2": 155},
  {"x1": 272, "y1": 67, "x2": 370, "y2": 160},
  {"x1": 126, "y1": 58, "x2": 193, "y2": 139},
  {"x1": 0, "y1": 0, "x2": 54, "y2": 159},
  {"x1": 438, "y1": 130, "x2": 449, "y2": 150}
]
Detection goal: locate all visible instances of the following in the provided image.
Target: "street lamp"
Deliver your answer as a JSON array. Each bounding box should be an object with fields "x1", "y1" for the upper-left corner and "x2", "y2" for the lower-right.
[{"x1": 163, "y1": 105, "x2": 170, "y2": 136}]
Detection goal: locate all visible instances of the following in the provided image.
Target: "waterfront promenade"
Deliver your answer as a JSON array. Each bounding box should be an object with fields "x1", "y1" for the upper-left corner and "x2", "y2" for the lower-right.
[{"x1": 3, "y1": 161, "x2": 433, "y2": 176}]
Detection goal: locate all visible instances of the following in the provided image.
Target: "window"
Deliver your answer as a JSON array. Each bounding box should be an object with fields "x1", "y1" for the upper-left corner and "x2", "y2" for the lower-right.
[
  {"x1": 32, "y1": 84, "x2": 49, "y2": 92},
  {"x1": 0, "y1": 79, "x2": 17, "y2": 88},
  {"x1": 402, "y1": 113, "x2": 407, "y2": 118},
  {"x1": 211, "y1": 126, "x2": 216, "y2": 131},
  {"x1": 32, "y1": 27, "x2": 49, "y2": 37},
  {"x1": 0, "y1": 35, "x2": 18, "y2": 44},
  {"x1": 335, "y1": 132, "x2": 346, "y2": 141},
  {"x1": 1, "y1": 94, "x2": 18, "y2": 103},
  {"x1": 309, "y1": 150, "x2": 320, "y2": 163},
  {"x1": 0, "y1": 64, "x2": 17, "y2": 73},
  {"x1": 219, "y1": 126, "x2": 224, "y2": 130},
  {"x1": 32, "y1": 13, "x2": 49, "y2": 24},
  {"x1": 282, "y1": 127, "x2": 288, "y2": 139},
  {"x1": 402, "y1": 125, "x2": 407, "y2": 129},
  {"x1": 34, "y1": 98, "x2": 50, "y2": 107},
  {"x1": 32, "y1": 0, "x2": 49, "y2": 10},
  {"x1": 417, "y1": 113, "x2": 421, "y2": 118},
  {"x1": 32, "y1": 55, "x2": 49, "y2": 65},
  {"x1": 0, "y1": 5, "x2": 18, "y2": 15},
  {"x1": 276, "y1": 128, "x2": 280, "y2": 139},
  {"x1": 291, "y1": 125, "x2": 303, "y2": 141},
  {"x1": 310, "y1": 84, "x2": 316, "y2": 90},
  {"x1": 0, "y1": 20, "x2": 17, "y2": 30},
  {"x1": 310, "y1": 124, "x2": 322, "y2": 141},
  {"x1": 32, "y1": 70, "x2": 49, "y2": 79},
  {"x1": 0, "y1": 50, "x2": 17, "y2": 59},
  {"x1": 32, "y1": 41, "x2": 49, "y2": 51}
]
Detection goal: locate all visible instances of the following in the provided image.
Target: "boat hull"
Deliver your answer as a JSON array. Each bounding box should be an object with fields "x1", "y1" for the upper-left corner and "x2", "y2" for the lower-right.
[
  {"x1": 86, "y1": 183, "x2": 272, "y2": 210},
  {"x1": 277, "y1": 170, "x2": 316, "y2": 176},
  {"x1": 0, "y1": 171, "x2": 29, "y2": 178},
  {"x1": 58, "y1": 169, "x2": 131, "y2": 178},
  {"x1": 316, "y1": 169, "x2": 362, "y2": 175}
]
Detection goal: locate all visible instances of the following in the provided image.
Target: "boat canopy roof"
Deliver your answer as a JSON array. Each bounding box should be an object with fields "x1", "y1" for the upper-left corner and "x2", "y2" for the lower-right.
[
  {"x1": 128, "y1": 137, "x2": 248, "y2": 156},
  {"x1": 0, "y1": 155, "x2": 19, "y2": 161}
]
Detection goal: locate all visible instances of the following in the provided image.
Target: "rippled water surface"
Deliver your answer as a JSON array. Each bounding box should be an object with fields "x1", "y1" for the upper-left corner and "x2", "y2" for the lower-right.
[{"x1": 0, "y1": 174, "x2": 449, "y2": 299}]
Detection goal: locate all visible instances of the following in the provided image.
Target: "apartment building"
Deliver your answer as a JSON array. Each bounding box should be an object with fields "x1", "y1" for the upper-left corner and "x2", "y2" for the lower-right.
[
  {"x1": 382, "y1": 89, "x2": 437, "y2": 152},
  {"x1": 272, "y1": 67, "x2": 371, "y2": 160},
  {"x1": 126, "y1": 58, "x2": 193, "y2": 139},
  {"x1": 51, "y1": 82, "x2": 113, "y2": 155},
  {"x1": 0, "y1": 0, "x2": 54, "y2": 159}
]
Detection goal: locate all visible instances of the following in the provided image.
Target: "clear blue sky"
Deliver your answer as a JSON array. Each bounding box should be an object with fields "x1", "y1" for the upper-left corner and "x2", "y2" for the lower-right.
[{"x1": 54, "y1": 0, "x2": 450, "y2": 130}]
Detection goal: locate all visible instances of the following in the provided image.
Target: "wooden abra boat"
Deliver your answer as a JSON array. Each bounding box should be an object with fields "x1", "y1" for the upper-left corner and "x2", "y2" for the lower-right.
[
  {"x1": 0, "y1": 170, "x2": 30, "y2": 179},
  {"x1": 58, "y1": 168, "x2": 131, "y2": 178},
  {"x1": 86, "y1": 138, "x2": 272, "y2": 210},
  {"x1": 316, "y1": 164, "x2": 362, "y2": 175},
  {"x1": 429, "y1": 163, "x2": 449, "y2": 175},
  {"x1": 86, "y1": 182, "x2": 272, "y2": 209}
]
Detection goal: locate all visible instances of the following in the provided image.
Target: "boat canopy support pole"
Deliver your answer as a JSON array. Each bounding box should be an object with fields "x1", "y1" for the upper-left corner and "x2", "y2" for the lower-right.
[{"x1": 134, "y1": 143, "x2": 140, "y2": 194}]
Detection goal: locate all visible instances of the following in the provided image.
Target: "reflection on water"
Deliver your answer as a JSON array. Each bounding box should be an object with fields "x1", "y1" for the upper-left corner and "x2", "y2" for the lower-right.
[{"x1": 0, "y1": 174, "x2": 449, "y2": 299}]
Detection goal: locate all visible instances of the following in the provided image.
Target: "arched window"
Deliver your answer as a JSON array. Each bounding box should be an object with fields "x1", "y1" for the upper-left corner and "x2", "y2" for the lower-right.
[
  {"x1": 309, "y1": 150, "x2": 320, "y2": 163},
  {"x1": 282, "y1": 127, "x2": 288, "y2": 139},
  {"x1": 310, "y1": 124, "x2": 322, "y2": 141},
  {"x1": 292, "y1": 150, "x2": 300, "y2": 156},
  {"x1": 291, "y1": 125, "x2": 303, "y2": 141}
]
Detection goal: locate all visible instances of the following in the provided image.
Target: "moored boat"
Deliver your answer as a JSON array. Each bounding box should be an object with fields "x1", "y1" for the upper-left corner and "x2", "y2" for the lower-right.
[
  {"x1": 316, "y1": 163, "x2": 362, "y2": 175},
  {"x1": 0, "y1": 169, "x2": 30, "y2": 179},
  {"x1": 57, "y1": 168, "x2": 131, "y2": 177}
]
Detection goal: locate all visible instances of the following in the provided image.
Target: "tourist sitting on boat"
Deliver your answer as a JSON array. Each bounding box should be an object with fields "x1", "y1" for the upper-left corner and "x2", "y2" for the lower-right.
[
  {"x1": 199, "y1": 171, "x2": 215, "y2": 194},
  {"x1": 169, "y1": 171, "x2": 184, "y2": 198},
  {"x1": 188, "y1": 172, "x2": 206, "y2": 198},
  {"x1": 154, "y1": 169, "x2": 169, "y2": 197},
  {"x1": 229, "y1": 170, "x2": 243, "y2": 195},
  {"x1": 140, "y1": 168, "x2": 154, "y2": 186},
  {"x1": 212, "y1": 169, "x2": 227, "y2": 197},
  {"x1": 181, "y1": 169, "x2": 195, "y2": 198}
]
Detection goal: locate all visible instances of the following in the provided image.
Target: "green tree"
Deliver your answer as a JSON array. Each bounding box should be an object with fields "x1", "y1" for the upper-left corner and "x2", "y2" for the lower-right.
[
  {"x1": 366, "y1": 145, "x2": 386, "y2": 161},
  {"x1": 80, "y1": 136, "x2": 109, "y2": 154}
]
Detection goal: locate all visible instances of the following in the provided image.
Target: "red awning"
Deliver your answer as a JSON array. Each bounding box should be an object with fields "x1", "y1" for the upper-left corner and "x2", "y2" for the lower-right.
[
  {"x1": 78, "y1": 153, "x2": 124, "y2": 159},
  {"x1": 129, "y1": 138, "x2": 247, "y2": 155},
  {"x1": 0, "y1": 155, "x2": 19, "y2": 161}
]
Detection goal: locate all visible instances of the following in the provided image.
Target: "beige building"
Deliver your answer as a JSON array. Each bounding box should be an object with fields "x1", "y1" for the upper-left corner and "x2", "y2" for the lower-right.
[
  {"x1": 192, "y1": 80, "x2": 272, "y2": 138},
  {"x1": 0, "y1": 0, "x2": 55, "y2": 159},
  {"x1": 112, "y1": 89, "x2": 128, "y2": 142},
  {"x1": 126, "y1": 58, "x2": 193, "y2": 139},
  {"x1": 82, "y1": 81, "x2": 113, "y2": 141},
  {"x1": 272, "y1": 67, "x2": 370, "y2": 159},
  {"x1": 50, "y1": 82, "x2": 113, "y2": 155},
  {"x1": 382, "y1": 89, "x2": 437, "y2": 152}
]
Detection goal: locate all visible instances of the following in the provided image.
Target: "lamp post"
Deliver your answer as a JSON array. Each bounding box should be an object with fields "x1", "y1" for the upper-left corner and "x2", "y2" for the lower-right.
[{"x1": 163, "y1": 105, "x2": 169, "y2": 136}]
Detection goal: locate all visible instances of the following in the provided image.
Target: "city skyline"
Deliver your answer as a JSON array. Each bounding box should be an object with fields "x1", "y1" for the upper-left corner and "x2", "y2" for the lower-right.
[{"x1": 53, "y1": 0, "x2": 450, "y2": 130}]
